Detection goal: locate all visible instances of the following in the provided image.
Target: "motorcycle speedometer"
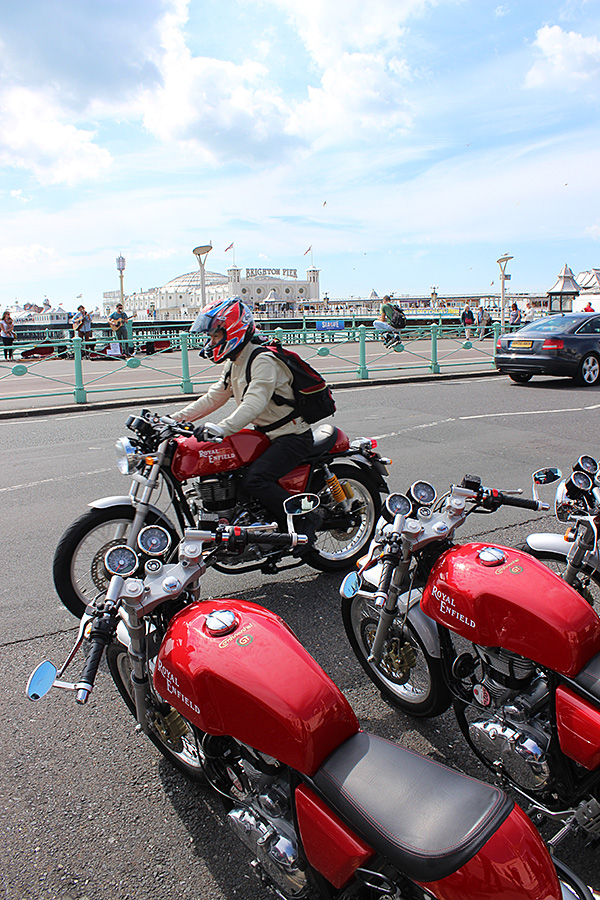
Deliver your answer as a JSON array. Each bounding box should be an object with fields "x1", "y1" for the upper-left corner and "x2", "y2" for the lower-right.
[
  {"x1": 565, "y1": 470, "x2": 593, "y2": 500},
  {"x1": 385, "y1": 493, "x2": 412, "y2": 518},
  {"x1": 408, "y1": 481, "x2": 436, "y2": 506},
  {"x1": 104, "y1": 544, "x2": 139, "y2": 576},
  {"x1": 137, "y1": 525, "x2": 172, "y2": 556},
  {"x1": 574, "y1": 455, "x2": 598, "y2": 476}
]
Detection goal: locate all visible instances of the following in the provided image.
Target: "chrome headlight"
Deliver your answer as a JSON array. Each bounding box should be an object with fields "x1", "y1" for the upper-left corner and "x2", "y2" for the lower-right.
[{"x1": 115, "y1": 436, "x2": 142, "y2": 475}]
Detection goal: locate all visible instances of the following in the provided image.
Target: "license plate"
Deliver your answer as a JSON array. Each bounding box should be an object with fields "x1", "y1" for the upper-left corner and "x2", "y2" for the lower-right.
[{"x1": 510, "y1": 340, "x2": 533, "y2": 349}]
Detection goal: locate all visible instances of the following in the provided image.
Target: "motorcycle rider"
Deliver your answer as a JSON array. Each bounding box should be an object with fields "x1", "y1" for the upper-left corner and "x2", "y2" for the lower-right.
[{"x1": 171, "y1": 297, "x2": 322, "y2": 549}]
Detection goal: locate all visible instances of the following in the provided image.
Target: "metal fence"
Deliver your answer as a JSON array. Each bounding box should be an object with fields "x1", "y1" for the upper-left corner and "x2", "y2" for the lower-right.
[{"x1": 0, "y1": 322, "x2": 504, "y2": 407}]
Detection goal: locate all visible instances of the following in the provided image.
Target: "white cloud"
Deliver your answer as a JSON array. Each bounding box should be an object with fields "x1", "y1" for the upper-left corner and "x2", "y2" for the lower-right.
[
  {"x1": 526, "y1": 24, "x2": 600, "y2": 89},
  {"x1": 0, "y1": 87, "x2": 112, "y2": 186}
]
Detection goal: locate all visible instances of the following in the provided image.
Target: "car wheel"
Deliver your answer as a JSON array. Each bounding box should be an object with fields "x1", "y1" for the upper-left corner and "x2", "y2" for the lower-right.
[
  {"x1": 508, "y1": 373, "x2": 533, "y2": 384},
  {"x1": 576, "y1": 353, "x2": 600, "y2": 386}
]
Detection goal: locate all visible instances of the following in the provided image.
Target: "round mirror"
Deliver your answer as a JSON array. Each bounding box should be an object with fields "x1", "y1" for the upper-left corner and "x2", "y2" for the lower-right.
[
  {"x1": 26, "y1": 661, "x2": 57, "y2": 701},
  {"x1": 532, "y1": 467, "x2": 562, "y2": 486},
  {"x1": 340, "y1": 572, "x2": 360, "y2": 599},
  {"x1": 283, "y1": 493, "x2": 320, "y2": 516}
]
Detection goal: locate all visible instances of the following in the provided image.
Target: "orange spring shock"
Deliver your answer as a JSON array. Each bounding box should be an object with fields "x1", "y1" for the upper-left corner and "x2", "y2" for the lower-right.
[{"x1": 325, "y1": 471, "x2": 347, "y2": 503}]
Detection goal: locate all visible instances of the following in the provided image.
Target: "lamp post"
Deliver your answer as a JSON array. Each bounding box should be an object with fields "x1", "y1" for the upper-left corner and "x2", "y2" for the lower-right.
[
  {"x1": 497, "y1": 254, "x2": 513, "y2": 330},
  {"x1": 116, "y1": 254, "x2": 126, "y2": 311},
  {"x1": 193, "y1": 243, "x2": 213, "y2": 311}
]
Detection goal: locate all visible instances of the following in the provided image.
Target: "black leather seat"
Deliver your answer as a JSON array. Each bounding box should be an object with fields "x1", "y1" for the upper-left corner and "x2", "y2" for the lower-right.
[
  {"x1": 306, "y1": 424, "x2": 339, "y2": 457},
  {"x1": 574, "y1": 651, "x2": 600, "y2": 702},
  {"x1": 312, "y1": 732, "x2": 513, "y2": 884}
]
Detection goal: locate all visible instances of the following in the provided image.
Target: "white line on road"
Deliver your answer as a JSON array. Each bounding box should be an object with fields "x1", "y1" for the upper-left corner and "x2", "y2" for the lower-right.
[{"x1": 0, "y1": 467, "x2": 113, "y2": 493}]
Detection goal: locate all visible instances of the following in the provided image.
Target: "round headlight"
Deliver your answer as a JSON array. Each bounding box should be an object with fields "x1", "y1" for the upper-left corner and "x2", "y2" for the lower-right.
[{"x1": 115, "y1": 437, "x2": 141, "y2": 475}]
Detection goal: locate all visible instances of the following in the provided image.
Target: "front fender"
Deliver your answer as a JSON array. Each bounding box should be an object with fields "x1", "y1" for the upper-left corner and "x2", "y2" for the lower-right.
[
  {"x1": 89, "y1": 496, "x2": 178, "y2": 530},
  {"x1": 525, "y1": 531, "x2": 600, "y2": 571}
]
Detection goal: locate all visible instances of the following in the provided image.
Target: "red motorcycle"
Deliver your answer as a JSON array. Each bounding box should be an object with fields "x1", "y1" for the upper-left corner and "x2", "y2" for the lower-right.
[
  {"x1": 28, "y1": 499, "x2": 594, "y2": 900},
  {"x1": 53, "y1": 409, "x2": 390, "y2": 618},
  {"x1": 341, "y1": 473, "x2": 600, "y2": 851}
]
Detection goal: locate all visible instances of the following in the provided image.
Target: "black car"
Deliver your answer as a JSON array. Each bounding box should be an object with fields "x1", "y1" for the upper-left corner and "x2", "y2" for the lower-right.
[{"x1": 495, "y1": 312, "x2": 600, "y2": 385}]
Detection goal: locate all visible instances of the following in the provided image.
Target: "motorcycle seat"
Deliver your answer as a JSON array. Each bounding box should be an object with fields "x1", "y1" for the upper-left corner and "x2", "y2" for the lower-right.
[
  {"x1": 574, "y1": 650, "x2": 600, "y2": 701},
  {"x1": 312, "y1": 731, "x2": 513, "y2": 884},
  {"x1": 306, "y1": 424, "x2": 339, "y2": 457}
]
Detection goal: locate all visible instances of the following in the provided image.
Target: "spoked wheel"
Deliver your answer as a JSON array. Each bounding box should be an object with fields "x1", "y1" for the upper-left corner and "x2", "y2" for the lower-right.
[
  {"x1": 519, "y1": 545, "x2": 600, "y2": 610},
  {"x1": 53, "y1": 506, "x2": 179, "y2": 619},
  {"x1": 306, "y1": 464, "x2": 381, "y2": 571},
  {"x1": 341, "y1": 588, "x2": 451, "y2": 717},
  {"x1": 576, "y1": 353, "x2": 600, "y2": 386},
  {"x1": 107, "y1": 641, "x2": 206, "y2": 782}
]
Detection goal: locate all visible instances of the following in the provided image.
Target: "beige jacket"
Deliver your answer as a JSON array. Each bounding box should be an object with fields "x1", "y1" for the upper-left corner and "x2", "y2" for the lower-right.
[{"x1": 172, "y1": 342, "x2": 310, "y2": 439}]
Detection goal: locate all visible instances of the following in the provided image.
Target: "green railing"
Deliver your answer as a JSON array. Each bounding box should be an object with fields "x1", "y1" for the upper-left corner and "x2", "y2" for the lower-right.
[{"x1": 0, "y1": 322, "x2": 503, "y2": 407}]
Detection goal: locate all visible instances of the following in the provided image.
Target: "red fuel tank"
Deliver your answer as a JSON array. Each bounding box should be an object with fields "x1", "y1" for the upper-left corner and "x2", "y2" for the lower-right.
[
  {"x1": 170, "y1": 429, "x2": 270, "y2": 481},
  {"x1": 154, "y1": 598, "x2": 359, "y2": 775},
  {"x1": 421, "y1": 543, "x2": 600, "y2": 677}
]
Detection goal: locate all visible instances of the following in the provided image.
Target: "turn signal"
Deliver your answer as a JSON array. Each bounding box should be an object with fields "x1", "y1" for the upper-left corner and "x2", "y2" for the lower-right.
[{"x1": 145, "y1": 455, "x2": 158, "y2": 465}]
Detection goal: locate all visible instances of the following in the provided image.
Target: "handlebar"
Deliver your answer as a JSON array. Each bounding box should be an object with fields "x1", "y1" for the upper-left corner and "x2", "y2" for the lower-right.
[
  {"x1": 217, "y1": 527, "x2": 306, "y2": 550},
  {"x1": 483, "y1": 490, "x2": 549, "y2": 512},
  {"x1": 75, "y1": 608, "x2": 118, "y2": 704}
]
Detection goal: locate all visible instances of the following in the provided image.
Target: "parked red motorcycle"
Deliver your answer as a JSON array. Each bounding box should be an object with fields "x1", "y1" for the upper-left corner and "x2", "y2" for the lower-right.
[
  {"x1": 341, "y1": 473, "x2": 600, "y2": 850},
  {"x1": 53, "y1": 409, "x2": 390, "y2": 618},
  {"x1": 28, "y1": 498, "x2": 594, "y2": 900}
]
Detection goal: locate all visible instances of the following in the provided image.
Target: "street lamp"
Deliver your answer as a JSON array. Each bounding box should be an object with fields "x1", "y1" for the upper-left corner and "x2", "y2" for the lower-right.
[
  {"x1": 116, "y1": 254, "x2": 126, "y2": 311},
  {"x1": 497, "y1": 254, "x2": 513, "y2": 330},
  {"x1": 193, "y1": 243, "x2": 213, "y2": 311}
]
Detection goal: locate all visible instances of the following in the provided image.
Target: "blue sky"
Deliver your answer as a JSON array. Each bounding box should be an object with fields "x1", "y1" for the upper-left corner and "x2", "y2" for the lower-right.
[{"x1": 2, "y1": 0, "x2": 600, "y2": 309}]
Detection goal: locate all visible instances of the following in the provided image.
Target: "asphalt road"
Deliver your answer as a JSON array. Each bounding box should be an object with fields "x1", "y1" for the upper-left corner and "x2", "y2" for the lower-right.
[{"x1": 3, "y1": 374, "x2": 600, "y2": 899}]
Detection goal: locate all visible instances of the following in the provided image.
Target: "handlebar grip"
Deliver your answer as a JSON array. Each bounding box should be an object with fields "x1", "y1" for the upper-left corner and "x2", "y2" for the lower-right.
[
  {"x1": 76, "y1": 637, "x2": 109, "y2": 704},
  {"x1": 252, "y1": 532, "x2": 300, "y2": 547},
  {"x1": 495, "y1": 492, "x2": 546, "y2": 511}
]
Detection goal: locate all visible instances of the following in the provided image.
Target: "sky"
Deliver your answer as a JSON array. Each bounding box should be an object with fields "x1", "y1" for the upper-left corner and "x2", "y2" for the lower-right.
[{"x1": 2, "y1": 0, "x2": 600, "y2": 310}]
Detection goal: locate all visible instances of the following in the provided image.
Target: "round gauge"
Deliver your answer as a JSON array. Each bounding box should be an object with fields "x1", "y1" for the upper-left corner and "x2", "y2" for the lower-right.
[
  {"x1": 385, "y1": 493, "x2": 412, "y2": 517},
  {"x1": 570, "y1": 470, "x2": 593, "y2": 492},
  {"x1": 104, "y1": 544, "x2": 139, "y2": 577},
  {"x1": 576, "y1": 455, "x2": 598, "y2": 475},
  {"x1": 137, "y1": 525, "x2": 172, "y2": 556},
  {"x1": 409, "y1": 481, "x2": 436, "y2": 506}
]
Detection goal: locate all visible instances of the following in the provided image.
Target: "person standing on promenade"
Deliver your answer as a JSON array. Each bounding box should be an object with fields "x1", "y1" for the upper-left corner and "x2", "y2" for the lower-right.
[
  {"x1": 509, "y1": 302, "x2": 522, "y2": 327},
  {"x1": 73, "y1": 305, "x2": 93, "y2": 358},
  {"x1": 1, "y1": 310, "x2": 15, "y2": 360},
  {"x1": 109, "y1": 303, "x2": 132, "y2": 356},
  {"x1": 461, "y1": 303, "x2": 475, "y2": 339}
]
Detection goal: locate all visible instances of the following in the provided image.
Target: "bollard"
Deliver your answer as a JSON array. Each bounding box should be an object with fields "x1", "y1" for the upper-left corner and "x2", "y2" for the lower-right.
[
  {"x1": 357, "y1": 325, "x2": 369, "y2": 379},
  {"x1": 73, "y1": 336, "x2": 87, "y2": 403},
  {"x1": 180, "y1": 331, "x2": 193, "y2": 394},
  {"x1": 430, "y1": 323, "x2": 440, "y2": 374}
]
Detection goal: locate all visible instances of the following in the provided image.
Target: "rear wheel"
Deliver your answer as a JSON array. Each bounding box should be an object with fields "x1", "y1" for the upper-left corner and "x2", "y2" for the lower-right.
[
  {"x1": 508, "y1": 373, "x2": 533, "y2": 384},
  {"x1": 306, "y1": 464, "x2": 381, "y2": 571},
  {"x1": 107, "y1": 641, "x2": 206, "y2": 782},
  {"x1": 576, "y1": 353, "x2": 600, "y2": 386},
  {"x1": 341, "y1": 589, "x2": 451, "y2": 717}
]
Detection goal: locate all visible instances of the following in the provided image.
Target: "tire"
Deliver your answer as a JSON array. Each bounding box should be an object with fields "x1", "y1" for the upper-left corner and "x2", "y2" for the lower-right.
[
  {"x1": 53, "y1": 505, "x2": 179, "y2": 619},
  {"x1": 341, "y1": 588, "x2": 451, "y2": 717},
  {"x1": 576, "y1": 353, "x2": 600, "y2": 386},
  {"x1": 508, "y1": 373, "x2": 533, "y2": 384},
  {"x1": 519, "y1": 544, "x2": 600, "y2": 610},
  {"x1": 306, "y1": 464, "x2": 382, "y2": 572},
  {"x1": 107, "y1": 641, "x2": 206, "y2": 782}
]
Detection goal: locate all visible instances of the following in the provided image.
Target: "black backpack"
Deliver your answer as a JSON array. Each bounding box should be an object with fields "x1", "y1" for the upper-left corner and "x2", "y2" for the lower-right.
[
  {"x1": 389, "y1": 304, "x2": 407, "y2": 329},
  {"x1": 244, "y1": 339, "x2": 336, "y2": 432}
]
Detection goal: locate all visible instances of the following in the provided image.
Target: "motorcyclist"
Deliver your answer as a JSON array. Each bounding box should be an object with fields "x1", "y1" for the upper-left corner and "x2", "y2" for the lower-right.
[{"x1": 171, "y1": 297, "x2": 322, "y2": 548}]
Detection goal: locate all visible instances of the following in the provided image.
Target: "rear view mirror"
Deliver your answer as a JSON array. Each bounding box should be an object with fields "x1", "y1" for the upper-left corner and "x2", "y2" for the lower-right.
[
  {"x1": 532, "y1": 467, "x2": 562, "y2": 486},
  {"x1": 283, "y1": 494, "x2": 320, "y2": 517},
  {"x1": 26, "y1": 661, "x2": 57, "y2": 701}
]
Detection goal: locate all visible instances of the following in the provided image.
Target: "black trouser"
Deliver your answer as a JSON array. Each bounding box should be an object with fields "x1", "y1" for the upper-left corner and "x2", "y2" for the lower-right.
[
  {"x1": 2, "y1": 336, "x2": 14, "y2": 359},
  {"x1": 242, "y1": 429, "x2": 314, "y2": 525}
]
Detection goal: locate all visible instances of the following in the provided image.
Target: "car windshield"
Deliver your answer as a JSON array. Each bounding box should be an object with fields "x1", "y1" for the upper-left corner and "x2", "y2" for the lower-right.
[{"x1": 518, "y1": 315, "x2": 578, "y2": 334}]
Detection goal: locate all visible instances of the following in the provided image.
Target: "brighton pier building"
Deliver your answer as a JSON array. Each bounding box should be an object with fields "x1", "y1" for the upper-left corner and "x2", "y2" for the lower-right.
[{"x1": 103, "y1": 265, "x2": 321, "y2": 320}]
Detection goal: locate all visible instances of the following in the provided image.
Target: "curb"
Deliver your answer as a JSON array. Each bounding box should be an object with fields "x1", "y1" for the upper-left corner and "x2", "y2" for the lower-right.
[{"x1": 0, "y1": 369, "x2": 499, "y2": 420}]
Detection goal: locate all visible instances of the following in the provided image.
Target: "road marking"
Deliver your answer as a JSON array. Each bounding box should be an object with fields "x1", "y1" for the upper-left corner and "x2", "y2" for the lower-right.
[{"x1": 0, "y1": 467, "x2": 113, "y2": 493}]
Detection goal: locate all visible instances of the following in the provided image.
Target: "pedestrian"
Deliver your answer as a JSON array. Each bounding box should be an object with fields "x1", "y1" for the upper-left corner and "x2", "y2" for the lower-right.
[
  {"x1": 584, "y1": 301, "x2": 595, "y2": 312},
  {"x1": 523, "y1": 300, "x2": 535, "y2": 324},
  {"x1": 72, "y1": 304, "x2": 93, "y2": 358},
  {"x1": 1, "y1": 310, "x2": 15, "y2": 360},
  {"x1": 509, "y1": 302, "x2": 522, "y2": 327},
  {"x1": 171, "y1": 297, "x2": 321, "y2": 550},
  {"x1": 461, "y1": 303, "x2": 475, "y2": 339},
  {"x1": 109, "y1": 303, "x2": 132, "y2": 356},
  {"x1": 373, "y1": 295, "x2": 406, "y2": 347}
]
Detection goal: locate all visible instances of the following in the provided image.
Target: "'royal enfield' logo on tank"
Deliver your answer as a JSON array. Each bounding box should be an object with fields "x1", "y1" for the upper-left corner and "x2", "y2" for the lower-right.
[
  {"x1": 197, "y1": 448, "x2": 236, "y2": 464},
  {"x1": 156, "y1": 659, "x2": 202, "y2": 715},
  {"x1": 431, "y1": 584, "x2": 476, "y2": 629}
]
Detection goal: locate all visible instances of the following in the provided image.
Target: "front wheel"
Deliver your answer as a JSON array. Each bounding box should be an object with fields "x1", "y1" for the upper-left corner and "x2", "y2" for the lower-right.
[
  {"x1": 306, "y1": 464, "x2": 381, "y2": 571},
  {"x1": 107, "y1": 641, "x2": 206, "y2": 782},
  {"x1": 341, "y1": 589, "x2": 451, "y2": 717},
  {"x1": 576, "y1": 352, "x2": 600, "y2": 386},
  {"x1": 53, "y1": 505, "x2": 179, "y2": 618},
  {"x1": 519, "y1": 544, "x2": 600, "y2": 610}
]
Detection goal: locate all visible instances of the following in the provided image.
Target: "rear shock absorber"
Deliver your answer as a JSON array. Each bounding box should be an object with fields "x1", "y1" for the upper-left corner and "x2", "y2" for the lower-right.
[{"x1": 323, "y1": 465, "x2": 350, "y2": 507}]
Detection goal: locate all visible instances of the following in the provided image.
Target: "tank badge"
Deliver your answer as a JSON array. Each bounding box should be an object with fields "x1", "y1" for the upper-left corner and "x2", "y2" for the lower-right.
[{"x1": 218, "y1": 622, "x2": 254, "y2": 649}]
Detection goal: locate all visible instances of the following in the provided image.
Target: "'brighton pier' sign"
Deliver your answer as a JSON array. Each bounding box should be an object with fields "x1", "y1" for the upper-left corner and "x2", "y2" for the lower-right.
[{"x1": 245, "y1": 268, "x2": 298, "y2": 278}]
